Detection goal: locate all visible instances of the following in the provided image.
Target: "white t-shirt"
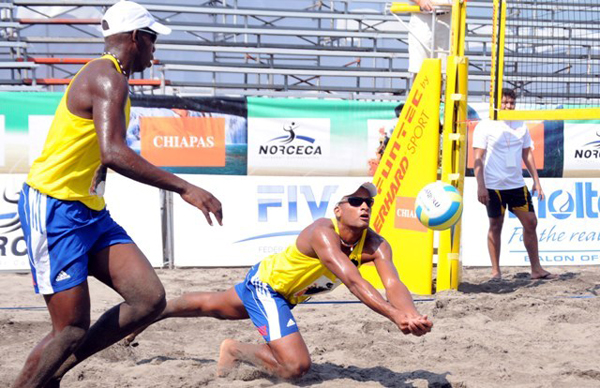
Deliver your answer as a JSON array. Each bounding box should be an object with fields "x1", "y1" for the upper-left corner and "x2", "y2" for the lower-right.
[{"x1": 472, "y1": 119, "x2": 532, "y2": 190}]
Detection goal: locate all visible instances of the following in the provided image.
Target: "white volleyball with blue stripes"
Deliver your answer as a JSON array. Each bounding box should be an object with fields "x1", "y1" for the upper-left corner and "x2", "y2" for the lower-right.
[{"x1": 414, "y1": 181, "x2": 463, "y2": 231}]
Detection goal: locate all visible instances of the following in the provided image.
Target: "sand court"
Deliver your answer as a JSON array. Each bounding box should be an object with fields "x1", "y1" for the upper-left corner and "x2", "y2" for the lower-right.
[{"x1": 1, "y1": 265, "x2": 599, "y2": 387}]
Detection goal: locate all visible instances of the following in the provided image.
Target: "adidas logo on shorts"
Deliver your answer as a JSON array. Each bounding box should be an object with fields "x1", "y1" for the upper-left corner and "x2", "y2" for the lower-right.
[
  {"x1": 55, "y1": 271, "x2": 71, "y2": 282},
  {"x1": 287, "y1": 319, "x2": 296, "y2": 327}
]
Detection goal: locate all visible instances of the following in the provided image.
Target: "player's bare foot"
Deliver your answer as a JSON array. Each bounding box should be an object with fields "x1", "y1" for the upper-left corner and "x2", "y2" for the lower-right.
[
  {"x1": 217, "y1": 339, "x2": 239, "y2": 377},
  {"x1": 531, "y1": 270, "x2": 558, "y2": 280},
  {"x1": 489, "y1": 272, "x2": 502, "y2": 282}
]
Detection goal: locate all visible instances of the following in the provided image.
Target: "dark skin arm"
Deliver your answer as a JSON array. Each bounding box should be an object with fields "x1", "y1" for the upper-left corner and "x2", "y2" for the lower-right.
[
  {"x1": 372, "y1": 239, "x2": 432, "y2": 336},
  {"x1": 308, "y1": 222, "x2": 431, "y2": 336},
  {"x1": 68, "y1": 60, "x2": 222, "y2": 225}
]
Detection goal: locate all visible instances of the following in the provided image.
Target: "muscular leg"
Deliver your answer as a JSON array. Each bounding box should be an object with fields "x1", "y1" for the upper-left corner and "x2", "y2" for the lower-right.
[
  {"x1": 12, "y1": 283, "x2": 91, "y2": 388},
  {"x1": 487, "y1": 216, "x2": 504, "y2": 279},
  {"x1": 49, "y1": 243, "x2": 166, "y2": 383},
  {"x1": 513, "y1": 210, "x2": 556, "y2": 279},
  {"x1": 124, "y1": 285, "x2": 310, "y2": 379},
  {"x1": 218, "y1": 332, "x2": 311, "y2": 380},
  {"x1": 125, "y1": 286, "x2": 250, "y2": 343}
]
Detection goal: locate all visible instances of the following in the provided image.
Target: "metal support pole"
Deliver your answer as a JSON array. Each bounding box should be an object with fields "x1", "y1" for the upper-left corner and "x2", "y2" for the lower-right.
[{"x1": 160, "y1": 189, "x2": 175, "y2": 269}]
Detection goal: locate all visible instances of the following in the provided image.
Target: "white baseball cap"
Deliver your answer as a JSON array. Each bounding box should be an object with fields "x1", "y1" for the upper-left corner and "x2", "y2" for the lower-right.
[
  {"x1": 344, "y1": 182, "x2": 378, "y2": 198},
  {"x1": 102, "y1": 1, "x2": 171, "y2": 37}
]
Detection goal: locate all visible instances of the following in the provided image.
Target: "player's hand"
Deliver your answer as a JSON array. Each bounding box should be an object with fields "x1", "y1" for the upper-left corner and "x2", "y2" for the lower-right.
[
  {"x1": 180, "y1": 184, "x2": 223, "y2": 226},
  {"x1": 394, "y1": 313, "x2": 433, "y2": 336},
  {"x1": 532, "y1": 183, "x2": 544, "y2": 201},
  {"x1": 477, "y1": 186, "x2": 489, "y2": 205},
  {"x1": 415, "y1": 0, "x2": 435, "y2": 12}
]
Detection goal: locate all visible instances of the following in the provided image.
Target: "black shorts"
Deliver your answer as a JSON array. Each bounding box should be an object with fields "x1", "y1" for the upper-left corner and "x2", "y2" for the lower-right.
[{"x1": 486, "y1": 186, "x2": 534, "y2": 218}]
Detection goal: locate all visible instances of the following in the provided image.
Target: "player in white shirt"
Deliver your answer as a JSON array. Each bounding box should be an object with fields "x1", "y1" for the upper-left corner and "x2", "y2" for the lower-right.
[{"x1": 473, "y1": 89, "x2": 556, "y2": 281}]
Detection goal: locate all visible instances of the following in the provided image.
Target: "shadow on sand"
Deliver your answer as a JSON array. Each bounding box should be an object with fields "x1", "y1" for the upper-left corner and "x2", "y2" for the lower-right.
[
  {"x1": 288, "y1": 363, "x2": 452, "y2": 387},
  {"x1": 458, "y1": 272, "x2": 576, "y2": 294}
]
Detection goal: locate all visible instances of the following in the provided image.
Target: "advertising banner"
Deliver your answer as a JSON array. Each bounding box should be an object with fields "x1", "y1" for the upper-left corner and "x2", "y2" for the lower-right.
[
  {"x1": 563, "y1": 120, "x2": 600, "y2": 177},
  {"x1": 172, "y1": 175, "x2": 374, "y2": 267},
  {"x1": 462, "y1": 177, "x2": 600, "y2": 266},
  {"x1": 247, "y1": 97, "x2": 399, "y2": 176},
  {"x1": 0, "y1": 173, "x2": 163, "y2": 271},
  {"x1": 140, "y1": 116, "x2": 226, "y2": 167},
  {"x1": 0, "y1": 93, "x2": 247, "y2": 175},
  {"x1": 0, "y1": 174, "x2": 27, "y2": 271},
  {"x1": 0, "y1": 92, "x2": 63, "y2": 174},
  {"x1": 130, "y1": 96, "x2": 247, "y2": 174},
  {"x1": 0, "y1": 115, "x2": 4, "y2": 167}
]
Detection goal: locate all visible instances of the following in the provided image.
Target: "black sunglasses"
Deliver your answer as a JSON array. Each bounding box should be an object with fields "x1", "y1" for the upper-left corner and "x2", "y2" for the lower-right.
[
  {"x1": 138, "y1": 27, "x2": 158, "y2": 36},
  {"x1": 340, "y1": 197, "x2": 374, "y2": 208}
]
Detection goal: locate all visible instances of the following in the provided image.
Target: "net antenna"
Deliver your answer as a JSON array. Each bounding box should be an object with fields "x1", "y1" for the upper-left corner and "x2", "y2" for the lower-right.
[{"x1": 490, "y1": 0, "x2": 600, "y2": 121}]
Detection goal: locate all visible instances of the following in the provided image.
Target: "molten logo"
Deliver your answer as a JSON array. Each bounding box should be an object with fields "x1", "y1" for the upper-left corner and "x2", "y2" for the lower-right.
[{"x1": 515, "y1": 182, "x2": 600, "y2": 220}]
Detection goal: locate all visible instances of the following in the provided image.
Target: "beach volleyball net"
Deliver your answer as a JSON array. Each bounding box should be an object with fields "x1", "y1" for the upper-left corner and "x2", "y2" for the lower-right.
[{"x1": 490, "y1": 0, "x2": 600, "y2": 120}]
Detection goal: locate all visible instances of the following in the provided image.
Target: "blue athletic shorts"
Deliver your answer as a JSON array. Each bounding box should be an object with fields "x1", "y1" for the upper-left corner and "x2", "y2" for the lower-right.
[
  {"x1": 235, "y1": 263, "x2": 299, "y2": 342},
  {"x1": 18, "y1": 183, "x2": 133, "y2": 295}
]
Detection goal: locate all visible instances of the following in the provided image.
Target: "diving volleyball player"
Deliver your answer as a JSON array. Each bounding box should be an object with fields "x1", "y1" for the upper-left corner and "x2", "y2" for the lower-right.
[{"x1": 125, "y1": 182, "x2": 432, "y2": 380}]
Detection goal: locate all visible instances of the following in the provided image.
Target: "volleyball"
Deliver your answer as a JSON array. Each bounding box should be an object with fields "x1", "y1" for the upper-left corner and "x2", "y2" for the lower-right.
[{"x1": 414, "y1": 181, "x2": 463, "y2": 231}]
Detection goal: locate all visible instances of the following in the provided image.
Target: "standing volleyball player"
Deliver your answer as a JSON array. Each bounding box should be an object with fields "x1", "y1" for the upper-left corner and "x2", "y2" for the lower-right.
[
  {"x1": 473, "y1": 89, "x2": 556, "y2": 281},
  {"x1": 12, "y1": 2, "x2": 222, "y2": 387},
  {"x1": 125, "y1": 183, "x2": 432, "y2": 380}
]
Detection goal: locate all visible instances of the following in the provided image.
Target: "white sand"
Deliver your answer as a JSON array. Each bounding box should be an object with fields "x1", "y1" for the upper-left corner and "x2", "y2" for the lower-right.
[{"x1": 1, "y1": 265, "x2": 600, "y2": 387}]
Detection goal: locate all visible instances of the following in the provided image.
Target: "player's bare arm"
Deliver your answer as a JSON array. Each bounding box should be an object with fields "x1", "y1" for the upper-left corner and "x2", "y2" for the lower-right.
[
  {"x1": 473, "y1": 147, "x2": 489, "y2": 205},
  {"x1": 87, "y1": 64, "x2": 222, "y2": 225},
  {"x1": 369, "y1": 236, "x2": 432, "y2": 336},
  {"x1": 522, "y1": 147, "x2": 545, "y2": 201},
  {"x1": 309, "y1": 223, "x2": 407, "y2": 324}
]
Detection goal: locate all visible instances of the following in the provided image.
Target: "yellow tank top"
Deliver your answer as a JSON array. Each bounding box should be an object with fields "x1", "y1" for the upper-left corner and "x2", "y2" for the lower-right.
[
  {"x1": 26, "y1": 55, "x2": 131, "y2": 211},
  {"x1": 258, "y1": 218, "x2": 368, "y2": 305}
]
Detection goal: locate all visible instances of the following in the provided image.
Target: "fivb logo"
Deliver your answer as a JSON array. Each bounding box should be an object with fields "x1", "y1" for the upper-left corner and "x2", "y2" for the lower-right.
[
  {"x1": 257, "y1": 119, "x2": 328, "y2": 156},
  {"x1": 257, "y1": 185, "x2": 338, "y2": 222},
  {"x1": 511, "y1": 182, "x2": 599, "y2": 220}
]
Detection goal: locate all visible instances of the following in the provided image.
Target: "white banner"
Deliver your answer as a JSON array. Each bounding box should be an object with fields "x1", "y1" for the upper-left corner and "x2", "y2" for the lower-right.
[
  {"x1": 563, "y1": 121, "x2": 600, "y2": 177},
  {"x1": 28, "y1": 115, "x2": 53, "y2": 166},
  {"x1": 248, "y1": 118, "x2": 332, "y2": 175},
  {"x1": 0, "y1": 174, "x2": 27, "y2": 271},
  {"x1": 103, "y1": 174, "x2": 163, "y2": 267},
  {"x1": 173, "y1": 175, "x2": 373, "y2": 267},
  {"x1": 462, "y1": 177, "x2": 600, "y2": 266},
  {"x1": 0, "y1": 173, "x2": 163, "y2": 271}
]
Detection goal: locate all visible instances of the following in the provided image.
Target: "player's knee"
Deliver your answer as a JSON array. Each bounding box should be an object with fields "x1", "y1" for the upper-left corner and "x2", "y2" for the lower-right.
[
  {"x1": 489, "y1": 221, "x2": 503, "y2": 233},
  {"x1": 55, "y1": 323, "x2": 89, "y2": 352},
  {"x1": 138, "y1": 286, "x2": 166, "y2": 319},
  {"x1": 281, "y1": 358, "x2": 311, "y2": 379},
  {"x1": 521, "y1": 217, "x2": 537, "y2": 232}
]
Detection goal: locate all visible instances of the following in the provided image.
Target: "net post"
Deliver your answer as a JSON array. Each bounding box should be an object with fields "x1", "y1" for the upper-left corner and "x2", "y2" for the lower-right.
[
  {"x1": 160, "y1": 189, "x2": 175, "y2": 269},
  {"x1": 437, "y1": 0, "x2": 468, "y2": 292}
]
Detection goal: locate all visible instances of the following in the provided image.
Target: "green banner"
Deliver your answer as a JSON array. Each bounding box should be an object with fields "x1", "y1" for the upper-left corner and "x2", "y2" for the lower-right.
[{"x1": 247, "y1": 97, "x2": 401, "y2": 176}]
